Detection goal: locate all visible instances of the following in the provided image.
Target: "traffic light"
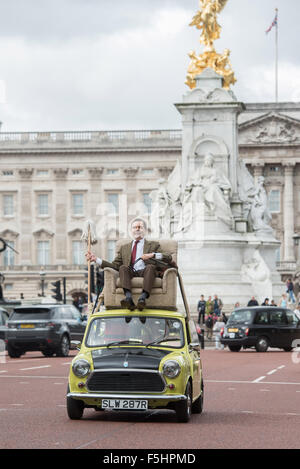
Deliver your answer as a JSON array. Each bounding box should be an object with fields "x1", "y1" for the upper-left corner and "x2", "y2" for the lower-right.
[{"x1": 51, "y1": 280, "x2": 62, "y2": 302}]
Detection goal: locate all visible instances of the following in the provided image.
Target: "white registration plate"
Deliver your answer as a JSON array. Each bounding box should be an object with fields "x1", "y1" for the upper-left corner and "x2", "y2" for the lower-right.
[
  {"x1": 101, "y1": 399, "x2": 148, "y2": 410},
  {"x1": 229, "y1": 333, "x2": 236, "y2": 338}
]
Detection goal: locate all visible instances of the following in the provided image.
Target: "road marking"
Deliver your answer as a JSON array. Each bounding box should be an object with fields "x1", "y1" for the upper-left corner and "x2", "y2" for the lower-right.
[
  {"x1": 278, "y1": 365, "x2": 285, "y2": 370},
  {"x1": 206, "y1": 379, "x2": 300, "y2": 386},
  {"x1": 20, "y1": 365, "x2": 51, "y2": 371},
  {"x1": 252, "y1": 376, "x2": 266, "y2": 383},
  {"x1": 0, "y1": 370, "x2": 7, "y2": 373},
  {"x1": 0, "y1": 375, "x2": 68, "y2": 379},
  {"x1": 267, "y1": 369, "x2": 277, "y2": 375}
]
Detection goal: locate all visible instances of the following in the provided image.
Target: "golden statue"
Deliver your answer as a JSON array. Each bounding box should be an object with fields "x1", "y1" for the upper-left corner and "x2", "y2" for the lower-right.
[{"x1": 186, "y1": 0, "x2": 236, "y2": 90}]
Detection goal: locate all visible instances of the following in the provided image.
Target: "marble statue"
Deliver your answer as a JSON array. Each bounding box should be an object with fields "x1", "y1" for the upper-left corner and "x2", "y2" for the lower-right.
[{"x1": 249, "y1": 176, "x2": 273, "y2": 235}]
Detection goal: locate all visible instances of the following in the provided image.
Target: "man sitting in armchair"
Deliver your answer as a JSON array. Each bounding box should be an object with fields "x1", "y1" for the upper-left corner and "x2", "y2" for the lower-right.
[{"x1": 86, "y1": 218, "x2": 172, "y2": 311}]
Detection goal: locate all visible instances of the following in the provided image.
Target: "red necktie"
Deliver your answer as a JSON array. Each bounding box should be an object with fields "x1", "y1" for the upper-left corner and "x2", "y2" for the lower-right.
[{"x1": 131, "y1": 240, "x2": 139, "y2": 265}]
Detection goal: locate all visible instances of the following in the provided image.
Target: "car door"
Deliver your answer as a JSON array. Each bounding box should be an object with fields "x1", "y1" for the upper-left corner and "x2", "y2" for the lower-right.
[
  {"x1": 188, "y1": 320, "x2": 201, "y2": 398},
  {"x1": 70, "y1": 306, "x2": 86, "y2": 340},
  {"x1": 284, "y1": 310, "x2": 300, "y2": 348},
  {"x1": 269, "y1": 309, "x2": 287, "y2": 348},
  {"x1": 0, "y1": 310, "x2": 8, "y2": 341}
]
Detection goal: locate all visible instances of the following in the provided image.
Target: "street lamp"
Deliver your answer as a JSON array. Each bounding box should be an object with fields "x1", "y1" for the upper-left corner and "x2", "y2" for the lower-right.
[{"x1": 39, "y1": 270, "x2": 46, "y2": 297}]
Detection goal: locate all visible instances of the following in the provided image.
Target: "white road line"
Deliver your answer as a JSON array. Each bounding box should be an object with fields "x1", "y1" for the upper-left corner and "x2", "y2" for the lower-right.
[
  {"x1": 0, "y1": 370, "x2": 7, "y2": 373},
  {"x1": 0, "y1": 375, "x2": 67, "y2": 379},
  {"x1": 206, "y1": 379, "x2": 300, "y2": 386},
  {"x1": 267, "y1": 369, "x2": 277, "y2": 375},
  {"x1": 278, "y1": 365, "x2": 285, "y2": 370},
  {"x1": 252, "y1": 376, "x2": 266, "y2": 383},
  {"x1": 20, "y1": 365, "x2": 51, "y2": 371}
]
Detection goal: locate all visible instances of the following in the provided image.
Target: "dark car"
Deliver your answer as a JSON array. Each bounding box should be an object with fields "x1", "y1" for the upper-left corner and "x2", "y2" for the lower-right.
[
  {"x1": 220, "y1": 307, "x2": 300, "y2": 352},
  {"x1": 6, "y1": 304, "x2": 87, "y2": 358},
  {"x1": 0, "y1": 307, "x2": 9, "y2": 341}
]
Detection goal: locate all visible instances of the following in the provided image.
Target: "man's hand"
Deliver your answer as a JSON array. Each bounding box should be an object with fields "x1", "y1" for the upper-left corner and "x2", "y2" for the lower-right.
[
  {"x1": 86, "y1": 251, "x2": 97, "y2": 263},
  {"x1": 141, "y1": 253, "x2": 155, "y2": 261}
]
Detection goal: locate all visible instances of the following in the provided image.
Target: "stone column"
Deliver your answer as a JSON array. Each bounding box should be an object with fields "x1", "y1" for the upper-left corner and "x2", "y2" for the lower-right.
[
  {"x1": 18, "y1": 168, "x2": 34, "y2": 265},
  {"x1": 283, "y1": 163, "x2": 296, "y2": 262}
]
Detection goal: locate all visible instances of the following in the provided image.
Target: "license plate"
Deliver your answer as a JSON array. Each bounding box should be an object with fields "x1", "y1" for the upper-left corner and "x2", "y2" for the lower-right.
[
  {"x1": 228, "y1": 328, "x2": 239, "y2": 333},
  {"x1": 20, "y1": 324, "x2": 35, "y2": 329},
  {"x1": 101, "y1": 399, "x2": 148, "y2": 410},
  {"x1": 229, "y1": 333, "x2": 235, "y2": 339}
]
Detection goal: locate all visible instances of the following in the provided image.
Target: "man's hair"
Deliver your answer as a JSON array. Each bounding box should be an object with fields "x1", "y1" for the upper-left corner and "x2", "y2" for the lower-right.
[{"x1": 131, "y1": 218, "x2": 147, "y2": 231}]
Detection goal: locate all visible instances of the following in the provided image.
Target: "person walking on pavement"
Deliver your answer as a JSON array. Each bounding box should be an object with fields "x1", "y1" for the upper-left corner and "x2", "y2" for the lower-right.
[
  {"x1": 286, "y1": 278, "x2": 296, "y2": 304},
  {"x1": 247, "y1": 296, "x2": 259, "y2": 306},
  {"x1": 205, "y1": 313, "x2": 214, "y2": 340},
  {"x1": 213, "y1": 316, "x2": 225, "y2": 350},
  {"x1": 213, "y1": 294, "x2": 223, "y2": 317},
  {"x1": 197, "y1": 295, "x2": 206, "y2": 325}
]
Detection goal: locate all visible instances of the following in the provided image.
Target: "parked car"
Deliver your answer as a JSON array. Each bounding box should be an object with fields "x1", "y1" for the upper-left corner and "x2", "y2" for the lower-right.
[
  {"x1": 220, "y1": 307, "x2": 300, "y2": 352},
  {"x1": 6, "y1": 304, "x2": 87, "y2": 358},
  {"x1": 67, "y1": 308, "x2": 204, "y2": 422},
  {"x1": 0, "y1": 307, "x2": 9, "y2": 341}
]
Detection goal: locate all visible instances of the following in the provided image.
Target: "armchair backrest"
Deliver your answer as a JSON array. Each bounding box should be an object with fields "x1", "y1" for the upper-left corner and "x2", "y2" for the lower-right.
[{"x1": 115, "y1": 238, "x2": 178, "y2": 262}]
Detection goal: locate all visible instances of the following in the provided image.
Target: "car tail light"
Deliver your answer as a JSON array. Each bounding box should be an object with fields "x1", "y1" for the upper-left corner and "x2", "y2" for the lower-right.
[
  {"x1": 245, "y1": 328, "x2": 249, "y2": 336},
  {"x1": 220, "y1": 327, "x2": 224, "y2": 337},
  {"x1": 46, "y1": 322, "x2": 55, "y2": 328}
]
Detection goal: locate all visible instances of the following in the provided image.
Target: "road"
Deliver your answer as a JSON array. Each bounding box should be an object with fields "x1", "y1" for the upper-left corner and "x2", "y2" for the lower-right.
[{"x1": 0, "y1": 348, "x2": 300, "y2": 450}]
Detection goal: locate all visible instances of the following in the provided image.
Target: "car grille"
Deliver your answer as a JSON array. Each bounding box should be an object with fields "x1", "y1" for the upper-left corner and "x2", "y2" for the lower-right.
[{"x1": 87, "y1": 370, "x2": 165, "y2": 393}]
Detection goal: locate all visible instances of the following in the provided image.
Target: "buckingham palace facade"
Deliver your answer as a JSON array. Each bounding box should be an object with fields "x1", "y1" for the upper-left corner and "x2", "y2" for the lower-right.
[{"x1": 1, "y1": 101, "x2": 300, "y2": 301}]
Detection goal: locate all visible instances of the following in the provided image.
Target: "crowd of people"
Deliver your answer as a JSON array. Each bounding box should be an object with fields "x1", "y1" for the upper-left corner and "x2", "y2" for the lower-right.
[{"x1": 197, "y1": 283, "x2": 300, "y2": 350}]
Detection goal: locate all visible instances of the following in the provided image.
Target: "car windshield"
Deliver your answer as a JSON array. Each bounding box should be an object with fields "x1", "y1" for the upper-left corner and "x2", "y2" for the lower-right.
[
  {"x1": 86, "y1": 316, "x2": 185, "y2": 349},
  {"x1": 10, "y1": 308, "x2": 53, "y2": 321},
  {"x1": 227, "y1": 309, "x2": 253, "y2": 325}
]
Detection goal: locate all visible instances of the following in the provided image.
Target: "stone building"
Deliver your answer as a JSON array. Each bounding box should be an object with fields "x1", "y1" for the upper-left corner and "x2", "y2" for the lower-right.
[{"x1": 0, "y1": 101, "x2": 300, "y2": 302}]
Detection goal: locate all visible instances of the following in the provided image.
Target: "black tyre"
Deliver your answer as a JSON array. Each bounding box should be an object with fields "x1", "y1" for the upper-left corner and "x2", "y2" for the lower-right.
[
  {"x1": 175, "y1": 381, "x2": 192, "y2": 423},
  {"x1": 66, "y1": 385, "x2": 84, "y2": 420},
  {"x1": 255, "y1": 336, "x2": 269, "y2": 353},
  {"x1": 42, "y1": 349, "x2": 55, "y2": 357},
  {"x1": 192, "y1": 379, "x2": 204, "y2": 414},
  {"x1": 7, "y1": 343, "x2": 22, "y2": 358},
  {"x1": 56, "y1": 334, "x2": 70, "y2": 357},
  {"x1": 229, "y1": 345, "x2": 241, "y2": 352}
]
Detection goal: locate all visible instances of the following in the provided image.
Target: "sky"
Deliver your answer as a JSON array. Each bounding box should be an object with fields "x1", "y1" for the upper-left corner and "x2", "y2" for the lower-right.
[{"x1": 0, "y1": 0, "x2": 298, "y2": 132}]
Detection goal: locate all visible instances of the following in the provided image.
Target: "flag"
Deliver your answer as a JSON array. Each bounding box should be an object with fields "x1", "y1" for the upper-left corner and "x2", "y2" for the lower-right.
[{"x1": 266, "y1": 12, "x2": 278, "y2": 34}]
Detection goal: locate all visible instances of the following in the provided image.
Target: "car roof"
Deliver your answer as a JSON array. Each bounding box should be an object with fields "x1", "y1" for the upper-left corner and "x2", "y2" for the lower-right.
[
  {"x1": 89, "y1": 308, "x2": 185, "y2": 321},
  {"x1": 13, "y1": 304, "x2": 64, "y2": 311},
  {"x1": 234, "y1": 306, "x2": 290, "y2": 312}
]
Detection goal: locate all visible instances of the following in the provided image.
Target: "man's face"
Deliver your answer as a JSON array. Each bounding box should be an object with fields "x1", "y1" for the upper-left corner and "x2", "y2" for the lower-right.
[{"x1": 131, "y1": 221, "x2": 145, "y2": 240}]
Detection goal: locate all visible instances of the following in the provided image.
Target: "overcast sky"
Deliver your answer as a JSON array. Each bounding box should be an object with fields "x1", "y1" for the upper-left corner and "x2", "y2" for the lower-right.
[{"x1": 0, "y1": 0, "x2": 298, "y2": 132}]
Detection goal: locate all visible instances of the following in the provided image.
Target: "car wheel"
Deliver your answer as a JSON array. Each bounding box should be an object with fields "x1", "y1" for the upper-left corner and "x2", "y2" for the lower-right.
[
  {"x1": 229, "y1": 345, "x2": 241, "y2": 352},
  {"x1": 56, "y1": 335, "x2": 70, "y2": 357},
  {"x1": 175, "y1": 381, "x2": 192, "y2": 423},
  {"x1": 192, "y1": 379, "x2": 204, "y2": 414},
  {"x1": 255, "y1": 336, "x2": 269, "y2": 353},
  {"x1": 283, "y1": 347, "x2": 293, "y2": 352},
  {"x1": 66, "y1": 385, "x2": 84, "y2": 420},
  {"x1": 7, "y1": 343, "x2": 22, "y2": 358},
  {"x1": 42, "y1": 350, "x2": 55, "y2": 357}
]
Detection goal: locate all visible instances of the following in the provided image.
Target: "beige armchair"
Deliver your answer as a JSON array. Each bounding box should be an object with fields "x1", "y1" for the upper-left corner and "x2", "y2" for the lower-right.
[{"x1": 103, "y1": 239, "x2": 178, "y2": 310}]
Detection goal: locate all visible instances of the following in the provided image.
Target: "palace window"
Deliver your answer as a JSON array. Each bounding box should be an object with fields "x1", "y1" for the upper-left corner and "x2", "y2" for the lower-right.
[
  {"x1": 37, "y1": 194, "x2": 49, "y2": 216},
  {"x1": 107, "y1": 240, "x2": 116, "y2": 262},
  {"x1": 3, "y1": 241, "x2": 15, "y2": 266},
  {"x1": 72, "y1": 240, "x2": 85, "y2": 265},
  {"x1": 142, "y1": 193, "x2": 152, "y2": 214},
  {"x1": 107, "y1": 193, "x2": 119, "y2": 215},
  {"x1": 268, "y1": 190, "x2": 280, "y2": 213},
  {"x1": 72, "y1": 193, "x2": 84, "y2": 216},
  {"x1": 37, "y1": 241, "x2": 50, "y2": 266},
  {"x1": 3, "y1": 194, "x2": 14, "y2": 216}
]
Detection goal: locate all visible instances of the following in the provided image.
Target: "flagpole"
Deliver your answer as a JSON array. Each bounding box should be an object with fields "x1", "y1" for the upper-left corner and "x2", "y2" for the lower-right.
[{"x1": 275, "y1": 8, "x2": 278, "y2": 103}]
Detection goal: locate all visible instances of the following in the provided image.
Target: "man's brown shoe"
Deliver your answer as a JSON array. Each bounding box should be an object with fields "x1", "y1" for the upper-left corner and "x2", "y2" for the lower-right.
[
  {"x1": 137, "y1": 298, "x2": 146, "y2": 311},
  {"x1": 120, "y1": 298, "x2": 136, "y2": 311}
]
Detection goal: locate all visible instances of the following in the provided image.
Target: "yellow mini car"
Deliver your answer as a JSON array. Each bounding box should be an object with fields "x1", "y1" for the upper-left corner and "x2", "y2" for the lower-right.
[{"x1": 67, "y1": 308, "x2": 204, "y2": 423}]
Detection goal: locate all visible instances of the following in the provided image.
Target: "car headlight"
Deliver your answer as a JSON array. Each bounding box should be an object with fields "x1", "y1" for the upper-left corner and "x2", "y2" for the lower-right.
[
  {"x1": 72, "y1": 359, "x2": 91, "y2": 378},
  {"x1": 162, "y1": 360, "x2": 181, "y2": 379}
]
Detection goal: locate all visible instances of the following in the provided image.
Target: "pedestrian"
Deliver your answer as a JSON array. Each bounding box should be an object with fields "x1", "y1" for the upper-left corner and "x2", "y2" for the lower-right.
[
  {"x1": 221, "y1": 311, "x2": 228, "y2": 324},
  {"x1": 286, "y1": 278, "x2": 296, "y2": 304},
  {"x1": 213, "y1": 316, "x2": 225, "y2": 350},
  {"x1": 205, "y1": 296, "x2": 213, "y2": 315},
  {"x1": 197, "y1": 295, "x2": 206, "y2": 325},
  {"x1": 234, "y1": 302, "x2": 240, "y2": 309},
  {"x1": 261, "y1": 298, "x2": 270, "y2": 306},
  {"x1": 213, "y1": 294, "x2": 223, "y2": 317},
  {"x1": 270, "y1": 299, "x2": 277, "y2": 306},
  {"x1": 247, "y1": 296, "x2": 259, "y2": 306},
  {"x1": 205, "y1": 313, "x2": 214, "y2": 340},
  {"x1": 278, "y1": 293, "x2": 287, "y2": 308}
]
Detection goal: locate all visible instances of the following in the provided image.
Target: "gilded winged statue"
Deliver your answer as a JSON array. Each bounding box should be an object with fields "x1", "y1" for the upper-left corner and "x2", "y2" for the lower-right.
[
  {"x1": 190, "y1": 0, "x2": 228, "y2": 51},
  {"x1": 186, "y1": 0, "x2": 236, "y2": 90}
]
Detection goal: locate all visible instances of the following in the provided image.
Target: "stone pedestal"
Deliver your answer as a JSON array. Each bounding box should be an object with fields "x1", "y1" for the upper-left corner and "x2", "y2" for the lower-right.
[{"x1": 172, "y1": 69, "x2": 284, "y2": 311}]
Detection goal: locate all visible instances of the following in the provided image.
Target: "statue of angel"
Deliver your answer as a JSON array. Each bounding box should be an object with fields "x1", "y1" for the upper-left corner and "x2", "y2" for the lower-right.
[{"x1": 190, "y1": 0, "x2": 228, "y2": 51}]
